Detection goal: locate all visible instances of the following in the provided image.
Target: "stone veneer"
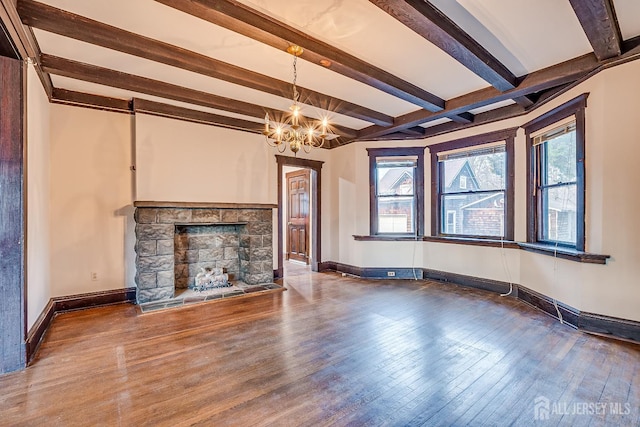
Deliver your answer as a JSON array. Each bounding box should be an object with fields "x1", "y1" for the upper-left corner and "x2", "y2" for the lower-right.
[{"x1": 134, "y1": 202, "x2": 275, "y2": 304}]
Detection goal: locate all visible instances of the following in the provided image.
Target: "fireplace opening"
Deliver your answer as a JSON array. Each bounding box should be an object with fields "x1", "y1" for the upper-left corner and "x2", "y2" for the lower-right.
[{"x1": 174, "y1": 223, "x2": 243, "y2": 296}]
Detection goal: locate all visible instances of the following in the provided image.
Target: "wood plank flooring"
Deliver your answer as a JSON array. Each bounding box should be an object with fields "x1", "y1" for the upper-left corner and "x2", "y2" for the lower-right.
[{"x1": 1, "y1": 263, "x2": 638, "y2": 426}]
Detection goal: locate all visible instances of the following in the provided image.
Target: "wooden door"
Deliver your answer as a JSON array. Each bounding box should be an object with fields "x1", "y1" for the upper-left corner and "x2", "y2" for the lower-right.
[{"x1": 286, "y1": 169, "x2": 310, "y2": 264}]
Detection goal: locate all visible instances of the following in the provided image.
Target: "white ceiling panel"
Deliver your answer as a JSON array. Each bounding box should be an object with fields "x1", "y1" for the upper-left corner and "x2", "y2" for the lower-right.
[
  {"x1": 614, "y1": 0, "x2": 640, "y2": 40},
  {"x1": 451, "y1": 0, "x2": 593, "y2": 75},
  {"x1": 468, "y1": 99, "x2": 516, "y2": 115},
  {"x1": 420, "y1": 117, "x2": 452, "y2": 129},
  {"x1": 236, "y1": 0, "x2": 491, "y2": 99}
]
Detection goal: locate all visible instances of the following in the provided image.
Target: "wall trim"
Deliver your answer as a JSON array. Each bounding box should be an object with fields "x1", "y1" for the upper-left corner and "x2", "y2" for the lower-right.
[
  {"x1": 319, "y1": 261, "x2": 639, "y2": 343},
  {"x1": 25, "y1": 287, "x2": 136, "y2": 364}
]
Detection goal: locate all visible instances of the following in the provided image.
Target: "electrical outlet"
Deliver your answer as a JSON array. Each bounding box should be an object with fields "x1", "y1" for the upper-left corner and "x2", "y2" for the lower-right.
[
  {"x1": 387, "y1": 271, "x2": 396, "y2": 277},
  {"x1": 91, "y1": 272, "x2": 98, "y2": 281}
]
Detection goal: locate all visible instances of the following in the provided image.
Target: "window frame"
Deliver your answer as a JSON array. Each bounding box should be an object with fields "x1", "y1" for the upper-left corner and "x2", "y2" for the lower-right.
[
  {"x1": 428, "y1": 128, "x2": 517, "y2": 240},
  {"x1": 523, "y1": 93, "x2": 588, "y2": 252},
  {"x1": 367, "y1": 147, "x2": 425, "y2": 236}
]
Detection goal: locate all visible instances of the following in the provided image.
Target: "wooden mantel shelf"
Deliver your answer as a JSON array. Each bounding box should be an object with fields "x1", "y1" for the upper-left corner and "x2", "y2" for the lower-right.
[{"x1": 134, "y1": 201, "x2": 277, "y2": 209}]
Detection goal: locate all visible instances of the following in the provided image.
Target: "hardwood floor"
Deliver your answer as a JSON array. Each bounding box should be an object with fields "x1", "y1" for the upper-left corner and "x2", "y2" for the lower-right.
[{"x1": 1, "y1": 265, "x2": 638, "y2": 426}]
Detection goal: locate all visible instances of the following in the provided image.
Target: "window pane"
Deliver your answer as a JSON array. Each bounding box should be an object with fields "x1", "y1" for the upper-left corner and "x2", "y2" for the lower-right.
[
  {"x1": 378, "y1": 196, "x2": 415, "y2": 233},
  {"x1": 442, "y1": 152, "x2": 505, "y2": 194},
  {"x1": 544, "y1": 129, "x2": 576, "y2": 185},
  {"x1": 541, "y1": 185, "x2": 577, "y2": 245},
  {"x1": 377, "y1": 166, "x2": 414, "y2": 196},
  {"x1": 441, "y1": 192, "x2": 504, "y2": 237}
]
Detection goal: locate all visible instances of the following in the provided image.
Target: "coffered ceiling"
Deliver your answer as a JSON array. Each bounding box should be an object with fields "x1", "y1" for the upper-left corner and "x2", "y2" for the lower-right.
[{"x1": 4, "y1": 0, "x2": 640, "y2": 146}]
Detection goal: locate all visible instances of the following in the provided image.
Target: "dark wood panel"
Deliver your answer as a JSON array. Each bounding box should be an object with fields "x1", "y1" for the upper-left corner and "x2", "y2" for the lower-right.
[
  {"x1": 154, "y1": 0, "x2": 447, "y2": 112},
  {"x1": 370, "y1": 0, "x2": 517, "y2": 91},
  {"x1": 0, "y1": 56, "x2": 25, "y2": 374},
  {"x1": 0, "y1": 19, "x2": 19, "y2": 59},
  {"x1": 569, "y1": 0, "x2": 622, "y2": 61},
  {"x1": 18, "y1": 0, "x2": 393, "y2": 126}
]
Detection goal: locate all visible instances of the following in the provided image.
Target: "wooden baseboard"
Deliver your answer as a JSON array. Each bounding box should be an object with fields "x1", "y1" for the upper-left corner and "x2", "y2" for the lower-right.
[
  {"x1": 52, "y1": 287, "x2": 136, "y2": 313},
  {"x1": 25, "y1": 299, "x2": 55, "y2": 365},
  {"x1": 26, "y1": 287, "x2": 136, "y2": 364},
  {"x1": 422, "y1": 268, "x2": 512, "y2": 295},
  {"x1": 516, "y1": 285, "x2": 580, "y2": 328},
  {"x1": 319, "y1": 261, "x2": 640, "y2": 344},
  {"x1": 579, "y1": 312, "x2": 640, "y2": 342}
]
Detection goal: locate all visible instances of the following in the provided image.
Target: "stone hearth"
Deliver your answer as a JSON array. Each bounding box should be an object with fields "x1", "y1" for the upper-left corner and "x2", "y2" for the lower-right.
[{"x1": 134, "y1": 202, "x2": 276, "y2": 304}]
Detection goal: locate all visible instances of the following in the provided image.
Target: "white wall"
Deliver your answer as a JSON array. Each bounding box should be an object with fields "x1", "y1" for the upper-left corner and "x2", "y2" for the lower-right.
[
  {"x1": 135, "y1": 114, "x2": 276, "y2": 204},
  {"x1": 49, "y1": 105, "x2": 135, "y2": 297},
  {"x1": 26, "y1": 64, "x2": 51, "y2": 329},
  {"x1": 134, "y1": 113, "x2": 332, "y2": 268},
  {"x1": 328, "y1": 60, "x2": 640, "y2": 322}
]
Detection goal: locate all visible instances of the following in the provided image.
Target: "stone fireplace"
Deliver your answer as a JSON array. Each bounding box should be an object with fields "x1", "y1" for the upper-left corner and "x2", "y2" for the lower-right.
[{"x1": 133, "y1": 202, "x2": 276, "y2": 304}]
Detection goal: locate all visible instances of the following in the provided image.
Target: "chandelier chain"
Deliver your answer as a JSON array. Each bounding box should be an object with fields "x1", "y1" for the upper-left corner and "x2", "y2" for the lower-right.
[
  {"x1": 292, "y1": 55, "x2": 300, "y2": 104},
  {"x1": 262, "y1": 45, "x2": 328, "y2": 155}
]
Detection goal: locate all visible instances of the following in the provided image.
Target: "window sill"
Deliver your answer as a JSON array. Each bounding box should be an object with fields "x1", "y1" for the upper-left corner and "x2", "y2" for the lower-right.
[
  {"x1": 353, "y1": 235, "x2": 421, "y2": 241},
  {"x1": 518, "y1": 242, "x2": 610, "y2": 264},
  {"x1": 422, "y1": 236, "x2": 520, "y2": 249},
  {"x1": 353, "y1": 236, "x2": 610, "y2": 264}
]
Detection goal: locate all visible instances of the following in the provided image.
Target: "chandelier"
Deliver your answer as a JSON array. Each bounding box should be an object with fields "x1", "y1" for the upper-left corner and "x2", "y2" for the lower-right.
[{"x1": 263, "y1": 45, "x2": 331, "y2": 155}]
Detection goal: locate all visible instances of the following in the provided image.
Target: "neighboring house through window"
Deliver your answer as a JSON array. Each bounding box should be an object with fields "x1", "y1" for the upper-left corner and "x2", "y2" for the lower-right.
[
  {"x1": 367, "y1": 147, "x2": 425, "y2": 236},
  {"x1": 523, "y1": 93, "x2": 588, "y2": 251},
  {"x1": 428, "y1": 128, "x2": 516, "y2": 239}
]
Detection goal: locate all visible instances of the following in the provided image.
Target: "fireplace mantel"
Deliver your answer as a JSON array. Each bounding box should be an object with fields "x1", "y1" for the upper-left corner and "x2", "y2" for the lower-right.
[{"x1": 134, "y1": 201, "x2": 277, "y2": 209}]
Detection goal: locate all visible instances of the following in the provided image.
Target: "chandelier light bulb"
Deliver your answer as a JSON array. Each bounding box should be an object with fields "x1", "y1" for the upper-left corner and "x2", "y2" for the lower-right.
[{"x1": 262, "y1": 45, "x2": 333, "y2": 155}]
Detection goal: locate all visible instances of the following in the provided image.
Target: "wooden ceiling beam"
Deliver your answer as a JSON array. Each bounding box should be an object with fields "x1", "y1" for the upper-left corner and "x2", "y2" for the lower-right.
[
  {"x1": 40, "y1": 54, "x2": 358, "y2": 140},
  {"x1": 18, "y1": 0, "x2": 392, "y2": 127},
  {"x1": 449, "y1": 112, "x2": 474, "y2": 124},
  {"x1": 132, "y1": 98, "x2": 265, "y2": 134},
  {"x1": 369, "y1": 0, "x2": 517, "y2": 91},
  {"x1": 51, "y1": 87, "x2": 131, "y2": 112},
  {"x1": 357, "y1": 52, "x2": 600, "y2": 140},
  {"x1": 569, "y1": 0, "x2": 622, "y2": 61},
  {"x1": 50, "y1": 88, "x2": 324, "y2": 140},
  {"x1": 398, "y1": 126, "x2": 426, "y2": 137},
  {"x1": 153, "y1": 0, "x2": 447, "y2": 112},
  {"x1": 513, "y1": 95, "x2": 535, "y2": 108}
]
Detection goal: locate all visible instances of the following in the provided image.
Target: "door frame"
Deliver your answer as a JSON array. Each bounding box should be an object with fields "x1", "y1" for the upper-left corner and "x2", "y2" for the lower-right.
[
  {"x1": 276, "y1": 155, "x2": 323, "y2": 278},
  {"x1": 285, "y1": 168, "x2": 311, "y2": 264},
  {"x1": 0, "y1": 55, "x2": 26, "y2": 373}
]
